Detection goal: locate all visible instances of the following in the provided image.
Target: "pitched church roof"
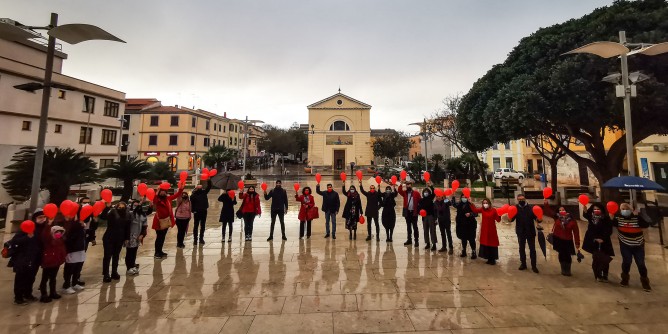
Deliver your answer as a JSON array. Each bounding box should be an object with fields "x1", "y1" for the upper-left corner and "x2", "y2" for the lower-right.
[{"x1": 307, "y1": 91, "x2": 372, "y2": 109}]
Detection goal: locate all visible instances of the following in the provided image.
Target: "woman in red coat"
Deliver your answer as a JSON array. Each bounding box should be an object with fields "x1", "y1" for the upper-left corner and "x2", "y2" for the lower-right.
[
  {"x1": 470, "y1": 198, "x2": 501, "y2": 265},
  {"x1": 239, "y1": 186, "x2": 262, "y2": 241},
  {"x1": 152, "y1": 186, "x2": 183, "y2": 259},
  {"x1": 296, "y1": 187, "x2": 315, "y2": 239},
  {"x1": 544, "y1": 202, "x2": 581, "y2": 276}
]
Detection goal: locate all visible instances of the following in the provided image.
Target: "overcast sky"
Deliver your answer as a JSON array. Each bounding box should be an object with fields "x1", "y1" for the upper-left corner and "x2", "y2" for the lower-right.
[{"x1": 3, "y1": 0, "x2": 612, "y2": 132}]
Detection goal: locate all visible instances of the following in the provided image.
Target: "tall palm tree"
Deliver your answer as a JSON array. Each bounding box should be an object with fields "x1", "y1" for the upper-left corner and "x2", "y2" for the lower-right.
[
  {"x1": 102, "y1": 157, "x2": 151, "y2": 202},
  {"x1": 2, "y1": 146, "x2": 101, "y2": 205},
  {"x1": 202, "y1": 145, "x2": 237, "y2": 170}
]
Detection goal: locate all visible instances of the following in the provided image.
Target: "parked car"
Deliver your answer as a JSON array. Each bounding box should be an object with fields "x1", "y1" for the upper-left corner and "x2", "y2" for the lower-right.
[{"x1": 493, "y1": 168, "x2": 524, "y2": 180}]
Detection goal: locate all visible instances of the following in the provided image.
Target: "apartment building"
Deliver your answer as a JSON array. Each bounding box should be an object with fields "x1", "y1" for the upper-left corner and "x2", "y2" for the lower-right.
[{"x1": 0, "y1": 37, "x2": 126, "y2": 202}]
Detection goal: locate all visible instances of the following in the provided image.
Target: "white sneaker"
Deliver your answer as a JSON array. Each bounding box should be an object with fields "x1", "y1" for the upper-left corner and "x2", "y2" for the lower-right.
[
  {"x1": 62, "y1": 287, "x2": 76, "y2": 295},
  {"x1": 72, "y1": 285, "x2": 84, "y2": 291},
  {"x1": 126, "y1": 268, "x2": 138, "y2": 276}
]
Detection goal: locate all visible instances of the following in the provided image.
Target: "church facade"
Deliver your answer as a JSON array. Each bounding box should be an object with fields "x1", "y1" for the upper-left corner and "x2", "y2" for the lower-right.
[{"x1": 307, "y1": 91, "x2": 372, "y2": 171}]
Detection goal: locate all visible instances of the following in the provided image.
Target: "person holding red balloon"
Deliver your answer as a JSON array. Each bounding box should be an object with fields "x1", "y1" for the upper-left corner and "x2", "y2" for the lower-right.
[
  {"x1": 152, "y1": 184, "x2": 185, "y2": 259},
  {"x1": 509, "y1": 194, "x2": 542, "y2": 273},
  {"x1": 190, "y1": 179, "x2": 212, "y2": 246},
  {"x1": 38, "y1": 225, "x2": 66, "y2": 303},
  {"x1": 238, "y1": 186, "x2": 262, "y2": 241},
  {"x1": 613, "y1": 203, "x2": 652, "y2": 291},
  {"x1": 125, "y1": 199, "x2": 152, "y2": 275},
  {"x1": 62, "y1": 202, "x2": 87, "y2": 294},
  {"x1": 174, "y1": 192, "x2": 193, "y2": 249},
  {"x1": 315, "y1": 182, "x2": 340, "y2": 239},
  {"x1": 398, "y1": 181, "x2": 422, "y2": 248},
  {"x1": 296, "y1": 186, "x2": 315, "y2": 239},
  {"x1": 542, "y1": 200, "x2": 581, "y2": 276},
  {"x1": 101, "y1": 202, "x2": 132, "y2": 283},
  {"x1": 434, "y1": 194, "x2": 454, "y2": 254},
  {"x1": 6, "y1": 220, "x2": 40, "y2": 305},
  {"x1": 342, "y1": 184, "x2": 363, "y2": 240},
  {"x1": 78, "y1": 197, "x2": 97, "y2": 251},
  {"x1": 470, "y1": 198, "x2": 501, "y2": 265},
  {"x1": 582, "y1": 202, "x2": 615, "y2": 283},
  {"x1": 217, "y1": 189, "x2": 238, "y2": 242},
  {"x1": 264, "y1": 180, "x2": 289, "y2": 241},
  {"x1": 380, "y1": 185, "x2": 398, "y2": 242},
  {"x1": 454, "y1": 194, "x2": 478, "y2": 259},
  {"x1": 418, "y1": 183, "x2": 438, "y2": 251},
  {"x1": 359, "y1": 181, "x2": 382, "y2": 242}
]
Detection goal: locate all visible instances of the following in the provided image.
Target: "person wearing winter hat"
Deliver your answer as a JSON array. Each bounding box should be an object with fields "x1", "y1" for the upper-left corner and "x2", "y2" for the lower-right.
[
  {"x1": 7, "y1": 221, "x2": 40, "y2": 305},
  {"x1": 27, "y1": 209, "x2": 48, "y2": 302},
  {"x1": 39, "y1": 226, "x2": 66, "y2": 303}
]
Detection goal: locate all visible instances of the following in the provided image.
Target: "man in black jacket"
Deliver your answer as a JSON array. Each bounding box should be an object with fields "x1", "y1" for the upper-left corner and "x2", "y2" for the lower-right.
[
  {"x1": 509, "y1": 194, "x2": 542, "y2": 273},
  {"x1": 264, "y1": 180, "x2": 289, "y2": 241},
  {"x1": 190, "y1": 179, "x2": 212, "y2": 245},
  {"x1": 316, "y1": 183, "x2": 340, "y2": 239},
  {"x1": 360, "y1": 182, "x2": 382, "y2": 241}
]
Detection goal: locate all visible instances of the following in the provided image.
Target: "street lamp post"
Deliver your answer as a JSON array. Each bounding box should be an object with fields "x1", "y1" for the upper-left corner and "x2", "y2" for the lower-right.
[
  {"x1": 564, "y1": 31, "x2": 668, "y2": 205},
  {"x1": 0, "y1": 14, "x2": 124, "y2": 212}
]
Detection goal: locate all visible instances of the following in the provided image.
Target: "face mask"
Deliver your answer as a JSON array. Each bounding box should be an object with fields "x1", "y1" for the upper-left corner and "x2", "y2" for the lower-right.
[
  {"x1": 304, "y1": 190, "x2": 310, "y2": 195},
  {"x1": 559, "y1": 211, "x2": 568, "y2": 216},
  {"x1": 350, "y1": 189, "x2": 356, "y2": 194},
  {"x1": 406, "y1": 187, "x2": 412, "y2": 192},
  {"x1": 518, "y1": 200, "x2": 526, "y2": 206},
  {"x1": 461, "y1": 198, "x2": 468, "y2": 203},
  {"x1": 54, "y1": 232, "x2": 63, "y2": 239},
  {"x1": 621, "y1": 210, "x2": 632, "y2": 217},
  {"x1": 118, "y1": 206, "x2": 126, "y2": 212},
  {"x1": 276, "y1": 185, "x2": 282, "y2": 188},
  {"x1": 593, "y1": 209, "x2": 602, "y2": 216},
  {"x1": 386, "y1": 189, "x2": 391, "y2": 194},
  {"x1": 423, "y1": 192, "x2": 429, "y2": 197},
  {"x1": 370, "y1": 189, "x2": 376, "y2": 193},
  {"x1": 483, "y1": 204, "x2": 489, "y2": 209},
  {"x1": 182, "y1": 196, "x2": 188, "y2": 199},
  {"x1": 159, "y1": 193, "x2": 167, "y2": 198},
  {"x1": 327, "y1": 188, "x2": 332, "y2": 192}
]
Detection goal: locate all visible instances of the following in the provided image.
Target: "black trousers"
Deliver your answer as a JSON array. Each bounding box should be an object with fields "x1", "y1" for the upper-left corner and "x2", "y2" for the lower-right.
[
  {"x1": 405, "y1": 213, "x2": 419, "y2": 242},
  {"x1": 438, "y1": 219, "x2": 454, "y2": 249},
  {"x1": 193, "y1": 211, "x2": 207, "y2": 240},
  {"x1": 367, "y1": 214, "x2": 379, "y2": 237},
  {"x1": 299, "y1": 220, "x2": 312, "y2": 238},
  {"x1": 125, "y1": 247, "x2": 138, "y2": 270},
  {"x1": 222, "y1": 221, "x2": 233, "y2": 238},
  {"x1": 39, "y1": 266, "x2": 59, "y2": 296},
  {"x1": 62, "y1": 262, "x2": 83, "y2": 289},
  {"x1": 155, "y1": 228, "x2": 168, "y2": 255},
  {"x1": 270, "y1": 210, "x2": 286, "y2": 238},
  {"x1": 14, "y1": 266, "x2": 34, "y2": 300},
  {"x1": 518, "y1": 234, "x2": 537, "y2": 267},
  {"x1": 461, "y1": 238, "x2": 476, "y2": 253},
  {"x1": 175, "y1": 218, "x2": 190, "y2": 245},
  {"x1": 103, "y1": 240, "x2": 124, "y2": 276},
  {"x1": 243, "y1": 213, "x2": 256, "y2": 237}
]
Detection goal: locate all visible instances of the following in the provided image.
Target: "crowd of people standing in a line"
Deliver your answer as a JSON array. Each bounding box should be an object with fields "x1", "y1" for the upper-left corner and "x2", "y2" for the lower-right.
[{"x1": 3, "y1": 178, "x2": 654, "y2": 306}]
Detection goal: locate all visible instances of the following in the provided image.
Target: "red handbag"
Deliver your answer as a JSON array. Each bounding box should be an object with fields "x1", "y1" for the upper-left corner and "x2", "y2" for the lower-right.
[{"x1": 307, "y1": 206, "x2": 320, "y2": 220}]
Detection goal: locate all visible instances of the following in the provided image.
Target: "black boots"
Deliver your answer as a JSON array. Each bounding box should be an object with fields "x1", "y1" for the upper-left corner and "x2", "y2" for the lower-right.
[
  {"x1": 620, "y1": 272, "x2": 630, "y2": 287},
  {"x1": 470, "y1": 250, "x2": 477, "y2": 260},
  {"x1": 560, "y1": 262, "x2": 572, "y2": 276},
  {"x1": 460, "y1": 249, "x2": 467, "y2": 258},
  {"x1": 640, "y1": 276, "x2": 652, "y2": 292}
]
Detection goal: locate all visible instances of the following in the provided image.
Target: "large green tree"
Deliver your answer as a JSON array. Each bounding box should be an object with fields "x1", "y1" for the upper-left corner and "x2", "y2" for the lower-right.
[
  {"x1": 457, "y1": 0, "x2": 668, "y2": 200},
  {"x1": 373, "y1": 130, "x2": 413, "y2": 162},
  {"x1": 101, "y1": 157, "x2": 151, "y2": 202},
  {"x1": 259, "y1": 125, "x2": 298, "y2": 160},
  {"x1": 2, "y1": 146, "x2": 101, "y2": 205},
  {"x1": 202, "y1": 145, "x2": 238, "y2": 170}
]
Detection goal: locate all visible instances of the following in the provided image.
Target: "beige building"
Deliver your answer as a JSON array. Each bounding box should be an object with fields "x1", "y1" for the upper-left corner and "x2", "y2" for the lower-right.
[
  {"x1": 307, "y1": 92, "x2": 372, "y2": 170},
  {"x1": 0, "y1": 37, "x2": 126, "y2": 202},
  {"x1": 482, "y1": 139, "x2": 542, "y2": 174},
  {"x1": 635, "y1": 135, "x2": 668, "y2": 196}
]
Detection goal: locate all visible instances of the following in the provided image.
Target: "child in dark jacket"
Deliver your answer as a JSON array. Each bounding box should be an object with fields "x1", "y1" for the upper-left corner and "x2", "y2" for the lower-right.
[
  {"x1": 7, "y1": 221, "x2": 40, "y2": 305},
  {"x1": 39, "y1": 225, "x2": 66, "y2": 303}
]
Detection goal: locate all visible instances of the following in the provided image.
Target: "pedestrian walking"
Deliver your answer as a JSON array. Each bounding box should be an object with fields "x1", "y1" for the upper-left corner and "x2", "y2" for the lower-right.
[
  {"x1": 398, "y1": 181, "x2": 421, "y2": 248},
  {"x1": 543, "y1": 202, "x2": 581, "y2": 276},
  {"x1": 454, "y1": 195, "x2": 477, "y2": 259},
  {"x1": 38, "y1": 225, "x2": 65, "y2": 303},
  {"x1": 190, "y1": 179, "x2": 212, "y2": 245},
  {"x1": 174, "y1": 192, "x2": 192, "y2": 248},
  {"x1": 6, "y1": 221, "x2": 40, "y2": 305},
  {"x1": 342, "y1": 184, "x2": 363, "y2": 240},
  {"x1": 316, "y1": 183, "x2": 340, "y2": 239},
  {"x1": 360, "y1": 182, "x2": 382, "y2": 241},
  {"x1": 102, "y1": 202, "x2": 131, "y2": 282},
  {"x1": 218, "y1": 190, "x2": 237, "y2": 242},
  {"x1": 264, "y1": 180, "x2": 289, "y2": 241},
  {"x1": 380, "y1": 185, "x2": 398, "y2": 242},
  {"x1": 509, "y1": 194, "x2": 541, "y2": 273},
  {"x1": 470, "y1": 198, "x2": 501, "y2": 264},
  {"x1": 152, "y1": 185, "x2": 184, "y2": 259},
  {"x1": 296, "y1": 187, "x2": 315, "y2": 239},
  {"x1": 614, "y1": 203, "x2": 651, "y2": 291},
  {"x1": 239, "y1": 186, "x2": 262, "y2": 241},
  {"x1": 582, "y1": 203, "x2": 614, "y2": 282},
  {"x1": 434, "y1": 195, "x2": 454, "y2": 254},
  {"x1": 125, "y1": 199, "x2": 151, "y2": 275},
  {"x1": 418, "y1": 184, "x2": 437, "y2": 251},
  {"x1": 62, "y1": 212, "x2": 86, "y2": 294}
]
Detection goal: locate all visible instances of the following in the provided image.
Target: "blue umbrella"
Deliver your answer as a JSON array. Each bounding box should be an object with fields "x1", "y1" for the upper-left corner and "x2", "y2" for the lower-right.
[{"x1": 602, "y1": 176, "x2": 666, "y2": 191}]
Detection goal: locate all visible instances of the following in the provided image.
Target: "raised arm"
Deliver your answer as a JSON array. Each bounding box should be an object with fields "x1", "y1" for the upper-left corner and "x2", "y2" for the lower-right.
[
  {"x1": 167, "y1": 187, "x2": 184, "y2": 201},
  {"x1": 203, "y1": 180, "x2": 212, "y2": 194},
  {"x1": 469, "y1": 202, "x2": 482, "y2": 214},
  {"x1": 359, "y1": 184, "x2": 369, "y2": 196},
  {"x1": 315, "y1": 184, "x2": 324, "y2": 196},
  {"x1": 264, "y1": 190, "x2": 273, "y2": 201}
]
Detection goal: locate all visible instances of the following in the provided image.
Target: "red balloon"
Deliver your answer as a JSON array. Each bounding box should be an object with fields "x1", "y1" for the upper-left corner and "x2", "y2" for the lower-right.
[
  {"x1": 507, "y1": 206, "x2": 518, "y2": 219},
  {"x1": 93, "y1": 200, "x2": 106, "y2": 217},
  {"x1": 390, "y1": 175, "x2": 398, "y2": 185},
  {"x1": 356, "y1": 170, "x2": 363, "y2": 181},
  {"x1": 419, "y1": 209, "x2": 427, "y2": 217},
  {"x1": 201, "y1": 173, "x2": 209, "y2": 181},
  {"x1": 261, "y1": 182, "x2": 268, "y2": 192},
  {"x1": 434, "y1": 188, "x2": 444, "y2": 197},
  {"x1": 208, "y1": 169, "x2": 218, "y2": 177},
  {"x1": 375, "y1": 176, "x2": 382, "y2": 184},
  {"x1": 498, "y1": 204, "x2": 509, "y2": 215},
  {"x1": 80, "y1": 205, "x2": 94, "y2": 221},
  {"x1": 60, "y1": 200, "x2": 75, "y2": 217},
  {"x1": 578, "y1": 194, "x2": 590, "y2": 206},
  {"x1": 462, "y1": 188, "x2": 471, "y2": 198},
  {"x1": 532, "y1": 205, "x2": 544, "y2": 220},
  {"x1": 359, "y1": 216, "x2": 365, "y2": 224},
  {"x1": 451, "y1": 180, "x2": 460, "y2": 192},
  {"x1": 444, "y1": 188, "x2": 453, "y2": 197},
  {"x1": 20, "y1": 220, "x2": 35, "y2": 234},
  {"x1": 179, "y1": 171, "x2": 188, "y2": 183},
  {"x1": 293, "y1": 183, "x2": 300, "y2": 192},
  {"x1": 159, "y1": 182, "x2": 171, "y2": 190},
  {"x1": 137, "y1": 183, "x2": 148, "y2": 196},
  {"x1": 101, "y1": 189, "x2": 112, "y2": 203},
  {"x1": 607, "y1": 201, "x2": 619, "y2": 215},
  {"x1": 228, "y1": 190, "x2": 236, "y2": 199},
  {"x1": 340, "y1": 172, "x2": 347, "y2": 181},
  {"x1": 43, "y1": 203, "x2": 58, "y2": 219},
  {"x1": 315, "y1": 173, "x2": 322, "y2": 184},
  {"x1": 543, "y1": 187, "x2": 553, "y2": 199},
  {"x1": 146, "y1": 188, "x2": 156, "y2": 201},
  {"x1": 423, "y1": 171, "x2": 431, "y2": 182},
  {"x1": 400, "y1": 170, "x2": 407, "y2": 181},
  {"x1": 202, "y1": 168, "x2": 209, "y2": 176},
  {"x1": 238, "y1": 180, "x2": 245, "y2": 190}
]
